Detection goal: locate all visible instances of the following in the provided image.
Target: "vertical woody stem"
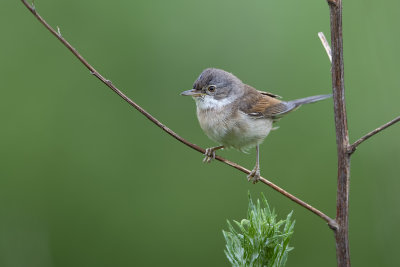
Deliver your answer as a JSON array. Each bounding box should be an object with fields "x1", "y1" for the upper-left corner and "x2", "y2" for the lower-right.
[{"x1": 328, "y1": 0, "x2": 351, "y2": 266}]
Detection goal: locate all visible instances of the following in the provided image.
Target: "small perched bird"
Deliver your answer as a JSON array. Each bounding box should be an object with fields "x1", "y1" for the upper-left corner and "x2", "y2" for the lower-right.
[{"x1": 181, "y1": 68, "x2": 331, "y2": 183}]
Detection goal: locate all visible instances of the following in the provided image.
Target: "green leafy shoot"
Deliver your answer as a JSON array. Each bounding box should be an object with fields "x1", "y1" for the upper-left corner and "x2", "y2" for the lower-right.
[{"x1": 223, "y1": 193, "x2": 295, "y2": 267}]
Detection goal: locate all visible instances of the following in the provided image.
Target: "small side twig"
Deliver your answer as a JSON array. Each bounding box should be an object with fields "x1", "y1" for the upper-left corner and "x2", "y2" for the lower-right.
[
  {"x1": 318, "y1": 32, "x2": 332, "y2": 63},
  {"x1": 20, "y1": 0, "x2": 336, "y2": 228},
  {"x1": 348, "y1": 115, "x2": 400, "y2": 154}
]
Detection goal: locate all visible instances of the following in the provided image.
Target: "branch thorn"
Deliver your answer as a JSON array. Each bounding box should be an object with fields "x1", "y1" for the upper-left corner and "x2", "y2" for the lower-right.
[
  {"x1": 31, "y1": 0, "x2": 36, "y2": 12},
  {"x1": 57, "y1": 26, "x2": 62, "y2": 37}
]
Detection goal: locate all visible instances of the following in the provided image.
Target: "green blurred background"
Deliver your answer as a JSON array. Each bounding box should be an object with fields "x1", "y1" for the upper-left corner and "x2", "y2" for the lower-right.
[{"x1": 1, "y1": 0, "x2": 399, "y2": 266}]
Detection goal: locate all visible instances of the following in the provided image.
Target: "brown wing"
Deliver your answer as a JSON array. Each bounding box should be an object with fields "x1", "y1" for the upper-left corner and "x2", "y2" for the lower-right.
[{"x1": 238, "y1": 84, "x2": 293, "y2": 119}]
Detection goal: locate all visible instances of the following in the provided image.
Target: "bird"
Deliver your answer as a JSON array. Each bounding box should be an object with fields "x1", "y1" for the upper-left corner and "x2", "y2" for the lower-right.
[{"x1": 181, "y1": 68, "x2": 331, "y2": 183}]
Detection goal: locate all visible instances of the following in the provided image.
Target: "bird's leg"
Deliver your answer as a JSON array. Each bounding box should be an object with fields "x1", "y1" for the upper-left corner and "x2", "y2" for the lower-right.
[
  {"x1": 203, "y1": 145, "x2": 224, "y2": 163},
  {"x1": 247, "y1": 144, "x2": 261, "y2": 184}
]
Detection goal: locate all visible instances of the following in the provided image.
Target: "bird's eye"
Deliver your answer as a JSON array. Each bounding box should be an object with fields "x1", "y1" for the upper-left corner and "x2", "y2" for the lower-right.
[{"x1": 207, "y1": 85, "x2": 216, "y2": 92}]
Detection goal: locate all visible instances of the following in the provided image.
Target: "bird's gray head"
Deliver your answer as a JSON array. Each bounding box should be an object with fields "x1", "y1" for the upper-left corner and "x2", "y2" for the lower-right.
[{"x1": 181, "y1": 68, "x2": 244, "y2": 109}]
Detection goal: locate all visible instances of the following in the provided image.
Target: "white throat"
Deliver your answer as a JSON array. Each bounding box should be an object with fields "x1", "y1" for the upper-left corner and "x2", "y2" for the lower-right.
[{"x1": 194, "y1": 95, "x2": 235, "y2": 110}]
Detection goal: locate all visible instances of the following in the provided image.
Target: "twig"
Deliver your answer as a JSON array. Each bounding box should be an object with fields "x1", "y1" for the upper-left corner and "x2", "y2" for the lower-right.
[
  {"x1": 20, "y1": 0, "x2": 336, "y2": 228},
  {"x1": 348, "y1": 115, "x2": 400, "y2": 154},
  {"x1": 318, "y1": 32, "x2": 332, "y2": 63}
]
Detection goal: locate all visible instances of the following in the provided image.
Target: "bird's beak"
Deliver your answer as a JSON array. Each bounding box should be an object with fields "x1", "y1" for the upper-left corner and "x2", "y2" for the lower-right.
[{"x1": 180, "y1": 89, "x2": 203, "y2": 97}]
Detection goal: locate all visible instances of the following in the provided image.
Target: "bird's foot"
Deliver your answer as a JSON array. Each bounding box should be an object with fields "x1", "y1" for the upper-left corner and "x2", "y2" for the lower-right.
[
  {"x1": 247, "y1": 166, "x2": 261, "y2": 184},
  {"x1": 203, "y1": 147, "x2": 217, "y2": 163}
]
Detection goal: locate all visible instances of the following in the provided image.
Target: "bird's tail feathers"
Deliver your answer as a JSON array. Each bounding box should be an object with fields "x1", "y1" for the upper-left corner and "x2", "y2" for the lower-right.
[
  {"x1": 272, "y1": 94, "x2": 331, "y2": 119},
  {"x1": 288, "y1": 94, "x2": 332, "y2": 108}
]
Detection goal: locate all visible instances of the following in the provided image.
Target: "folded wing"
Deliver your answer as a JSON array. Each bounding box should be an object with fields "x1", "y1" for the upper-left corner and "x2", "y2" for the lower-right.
[{"x1": 239, "y1": 85, "x2": 331, "y2": 120}]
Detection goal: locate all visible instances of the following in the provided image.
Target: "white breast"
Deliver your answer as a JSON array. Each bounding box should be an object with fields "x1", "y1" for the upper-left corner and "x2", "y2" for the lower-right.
[{"x1": 195, "y1": 96, "x2": 273, "y2": 151}]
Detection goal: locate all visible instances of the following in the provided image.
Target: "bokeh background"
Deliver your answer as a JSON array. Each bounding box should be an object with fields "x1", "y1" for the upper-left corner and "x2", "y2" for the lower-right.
[{"x1": 1, "y1": 0, "x2": 399, "y2": 266}]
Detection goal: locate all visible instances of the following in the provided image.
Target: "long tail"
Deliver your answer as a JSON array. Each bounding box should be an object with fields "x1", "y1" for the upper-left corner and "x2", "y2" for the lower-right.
[
  {"x1": 273, "y1": 94, "x2": 332, "y2": 118},
  {"x1": 288, "y1": 94, "x2": 332, "y2": 108}
]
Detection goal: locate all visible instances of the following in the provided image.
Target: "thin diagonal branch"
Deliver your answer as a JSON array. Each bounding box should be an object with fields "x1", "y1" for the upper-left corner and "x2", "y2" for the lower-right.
[
  {"x1": 20, "y1": 0, "x2": 337, "y2": 229},
  {"x1": 348, "y1": 115, "x2": 400, "y2": 154}
]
